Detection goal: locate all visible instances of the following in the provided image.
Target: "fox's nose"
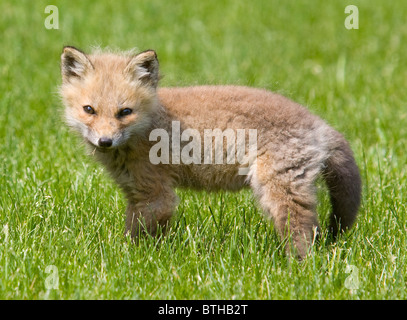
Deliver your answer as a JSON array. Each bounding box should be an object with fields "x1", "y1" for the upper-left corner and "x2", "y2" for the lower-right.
[{"x1": 98, "y1": 137, "x2": 113, "y2": 148}]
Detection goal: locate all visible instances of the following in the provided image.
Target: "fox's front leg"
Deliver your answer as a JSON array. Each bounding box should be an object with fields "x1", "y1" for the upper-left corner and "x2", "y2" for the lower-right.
[{"x1": 124, "y1": 190, "x2": 178, "y2": 238}]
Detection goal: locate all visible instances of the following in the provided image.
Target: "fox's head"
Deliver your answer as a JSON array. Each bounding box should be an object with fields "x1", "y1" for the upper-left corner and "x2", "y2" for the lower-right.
[{"x1": 60, "y1": 46, "x2": 160, "y2": 150}]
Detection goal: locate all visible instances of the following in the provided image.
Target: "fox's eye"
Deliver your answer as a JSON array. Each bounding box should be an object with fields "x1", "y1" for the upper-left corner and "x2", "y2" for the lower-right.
[
  {"x1": 118, "y1": 108, "x2": 133, "y2": 117},
  {"x1": 83, "y1": 105, "x2": 95, "y2": 115}
]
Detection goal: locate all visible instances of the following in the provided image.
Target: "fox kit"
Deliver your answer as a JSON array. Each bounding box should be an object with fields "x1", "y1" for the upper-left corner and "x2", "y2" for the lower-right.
[{"x1": 60, "y1": 46, "x2": 361, "y2": 259}]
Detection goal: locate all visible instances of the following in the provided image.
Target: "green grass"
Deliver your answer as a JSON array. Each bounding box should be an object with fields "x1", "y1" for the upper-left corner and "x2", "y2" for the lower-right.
[{"x1": 1, "y1": 0, "x2": 406, "y2": 299}]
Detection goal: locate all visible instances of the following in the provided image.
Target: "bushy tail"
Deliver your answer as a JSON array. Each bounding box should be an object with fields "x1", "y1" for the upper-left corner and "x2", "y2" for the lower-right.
[{"x1": 323, "y1": 133, "x2": 362, "y2": 236}]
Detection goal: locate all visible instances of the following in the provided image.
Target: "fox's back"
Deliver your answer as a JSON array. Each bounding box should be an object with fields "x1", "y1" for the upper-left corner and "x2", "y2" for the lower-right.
[{"x1": 158, "y1": 85, "x2": 321, "y2": 133}]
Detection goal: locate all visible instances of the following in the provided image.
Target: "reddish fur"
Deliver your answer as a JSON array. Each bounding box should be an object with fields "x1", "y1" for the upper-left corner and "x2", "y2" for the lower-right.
[{"x1": 60, "y1": 47, "x2": 361, "y2": 259}]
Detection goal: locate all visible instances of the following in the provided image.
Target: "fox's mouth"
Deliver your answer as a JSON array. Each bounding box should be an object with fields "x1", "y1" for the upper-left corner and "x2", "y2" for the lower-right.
[{"x1": 96, "y1": 145, "x2": 114, "y2": 153}]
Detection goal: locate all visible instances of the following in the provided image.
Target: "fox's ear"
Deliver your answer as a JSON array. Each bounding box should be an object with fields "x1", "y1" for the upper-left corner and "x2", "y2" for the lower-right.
[
  {"x1": 124, "y1": 50, "x2": 159, "y2": 88},
  {"x1": 61, "y1": 46, "x2": 94, "y2": 83}
]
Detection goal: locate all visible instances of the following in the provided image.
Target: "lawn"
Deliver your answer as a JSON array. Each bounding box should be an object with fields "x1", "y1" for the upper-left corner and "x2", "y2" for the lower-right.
[{"x1": 0, "y1": 0, "x2": 406, "y2": 299}]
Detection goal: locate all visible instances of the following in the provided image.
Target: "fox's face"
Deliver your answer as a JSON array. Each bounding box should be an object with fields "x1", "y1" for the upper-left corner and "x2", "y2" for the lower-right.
[{"x1": 60, "y1": 47, "x2": 160, "y2": 150}]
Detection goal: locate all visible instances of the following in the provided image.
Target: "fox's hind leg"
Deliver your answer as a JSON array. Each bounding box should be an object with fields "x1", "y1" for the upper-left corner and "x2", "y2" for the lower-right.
[{"x1": 250, "y1": 155, "x2": 321, "y2": 260}]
